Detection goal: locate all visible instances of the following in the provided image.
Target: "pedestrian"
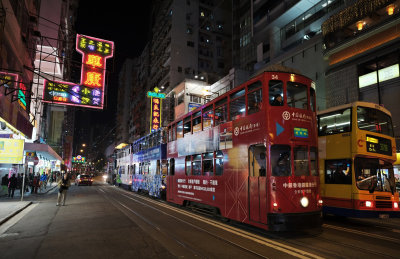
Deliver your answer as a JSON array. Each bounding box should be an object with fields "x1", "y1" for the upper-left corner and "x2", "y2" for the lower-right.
[
  {"x1": 57, "y1": 173, "x2": 70, "y2": 206},
  {"x1": 17, "y1": 173, "x2": 23, "y2": 194},
  {"x1": 32, "y1": 173, "x2": 39, "y2": 194},
  {"x1": 8, "y1": 174, "x2": 17, "y2": 198},
  {"x1": 1, "y1": 174, "x2": 8, "y2": 186}
]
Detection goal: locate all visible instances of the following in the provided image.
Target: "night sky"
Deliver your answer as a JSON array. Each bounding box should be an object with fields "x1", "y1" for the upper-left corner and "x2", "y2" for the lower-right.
[{"x1": 74, "y1": 1, "x2": 151, "y2": 127}]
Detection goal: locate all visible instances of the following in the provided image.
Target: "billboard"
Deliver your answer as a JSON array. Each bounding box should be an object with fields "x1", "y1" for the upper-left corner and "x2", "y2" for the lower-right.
[
  {"x1": 43, "y1": 34, "x2": 114, "y2": 109},
  {"x1": 0, "y1": 138, "x2": 25, "y2": 164}
]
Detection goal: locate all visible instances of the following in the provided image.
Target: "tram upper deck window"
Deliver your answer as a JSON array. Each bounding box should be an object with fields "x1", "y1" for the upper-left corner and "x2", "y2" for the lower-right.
[
  {"x1": 215, "y1": 98, "x2": 227, "y2": 125},
  {"x1": 310, "y1": 86, "x2": 316, "y2": 112},
  {"x1": 230, "y1": 89, "x2": 246, "y2": 120},
  {"x1": 325, "y1": 159, "x2": 352, "y2": 184},
  {"x1": 355, "y1": 157, "x2": 395, "y2": 193},
  {"x1": 293, "y1": 146, "x2": 309, "y2": 176},
  {"x1": 184, "y1": 117, "x2": 192, "y2": 135},
  {"x1": 177, "y1": 121, "x2": 183, "y2": 138},
  {"x1": 193, "y1": 111, "x2": 202, "y2": 133},
  {"x1": 318, "y1": 108, "x2": 351, "y2": 136},
  {"x1": 357, "y1": 106, "x2": 394, "y2": 137},
  {"x1": 203, "y1": 105, "x2": 213, "y2": 129},
  {"x1": 269, "y1": 80, "x2": 283, "y2": 106},
  {"x1": 247, "y1": 81, "x2": 263, "y2": 115},
  {"x1": 172, "y1": 124, "x2": 177, "y2": 141},
  {"x1": 287, "y1": 81, "x2": 308, "y2": 109},
  {"x1": 271, "y1": 145, "x2": 291, "y2": 176}
]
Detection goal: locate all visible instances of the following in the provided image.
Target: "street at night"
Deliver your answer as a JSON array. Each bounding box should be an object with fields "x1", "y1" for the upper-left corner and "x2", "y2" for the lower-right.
[{"x1": 2, "y1": 0, "x2": 400, "y2": 258}]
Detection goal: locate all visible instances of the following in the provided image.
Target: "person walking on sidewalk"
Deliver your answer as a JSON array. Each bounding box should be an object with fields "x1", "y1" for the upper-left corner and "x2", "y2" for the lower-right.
[
  {"x1": 8, "y1": 174, "x2": 17, "y2": 198},
  {"x1": 57, "y1": 173, "x2": 70, "y2": 206}
]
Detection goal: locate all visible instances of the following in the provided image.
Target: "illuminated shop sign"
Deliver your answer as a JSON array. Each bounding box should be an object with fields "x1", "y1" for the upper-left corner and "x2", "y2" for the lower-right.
[
  {"x1": 0, "y1": 138, "x2": 25, "y2": 164},
  {"x1": 359, "y1": 64, "x2": 399, "y2": 88},
  {"x1": 147, "y1": 87, "x2": 165, "y2": 133},
  {"x1": 0, "y1": 72, "x2": 27, "y2": 110},
  {"x1": 43, "y1": 34, "x2": 114, "y2": 109},
  {"x1": 366, "y1": 135, "x2": 392, "y2": 156},
  {"x1": 72, "y1": 155, "x2": 86, "y2": 163}
]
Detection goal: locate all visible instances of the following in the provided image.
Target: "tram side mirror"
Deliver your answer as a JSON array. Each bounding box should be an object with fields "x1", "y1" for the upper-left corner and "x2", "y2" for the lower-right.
[{"x1": 260, "y1": 153, "x2": 266, "y2": 160}]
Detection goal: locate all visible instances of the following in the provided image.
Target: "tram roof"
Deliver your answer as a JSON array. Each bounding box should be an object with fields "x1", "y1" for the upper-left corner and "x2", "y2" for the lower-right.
[{"x1": 317, "y1": 101, "x2": 392, "y2": 116}]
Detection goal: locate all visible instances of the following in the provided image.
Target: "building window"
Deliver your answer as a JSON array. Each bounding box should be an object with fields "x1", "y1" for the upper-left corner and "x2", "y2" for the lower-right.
[{"x1": 187, "y1": 41, "x2": 194, "y2": 47}]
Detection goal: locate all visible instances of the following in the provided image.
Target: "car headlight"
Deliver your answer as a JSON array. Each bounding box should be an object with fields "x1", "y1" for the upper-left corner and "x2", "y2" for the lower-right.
[
  {"x1": 300, "y1": 197, "x2": 309, "y2": 208},
  {"x1": 103, "y1": 175, "x2": 108, "y2": 179}
]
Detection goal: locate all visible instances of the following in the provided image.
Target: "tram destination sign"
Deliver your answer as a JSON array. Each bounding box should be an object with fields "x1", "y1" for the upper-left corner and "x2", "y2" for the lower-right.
[{"x1": 366, "y1": 135, "x2": 392, "y2": 156}]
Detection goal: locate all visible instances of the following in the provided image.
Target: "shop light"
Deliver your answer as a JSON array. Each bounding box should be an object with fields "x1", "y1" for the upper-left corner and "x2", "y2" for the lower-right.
[
  {"x1": 356, "y1": 21, "x2": 365, "y2": 31},
  {"x1": 387, "y1": 5, "x2": 395, "y2": 15}
]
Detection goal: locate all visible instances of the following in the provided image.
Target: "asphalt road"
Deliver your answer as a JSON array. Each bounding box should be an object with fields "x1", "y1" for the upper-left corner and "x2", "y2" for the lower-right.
[{"x1": 1, "y1": 177, "x2": 400, "y2": 259}]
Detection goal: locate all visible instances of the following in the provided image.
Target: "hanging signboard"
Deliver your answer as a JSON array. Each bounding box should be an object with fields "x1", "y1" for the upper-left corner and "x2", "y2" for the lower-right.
[
  {"x1": 0, "y1": 138, "x2": 25, "y2": 164},
  {"x1": 42, "y1": 34, "x2": 114, "y2": 109},
  {"x1": 147, "y1": 87, "x2": 166, "y2": 133}
]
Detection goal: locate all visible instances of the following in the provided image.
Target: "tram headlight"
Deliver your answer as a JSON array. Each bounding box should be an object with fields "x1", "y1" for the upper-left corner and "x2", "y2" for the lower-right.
[
  {"x1": 300, "y1": 197, "x2": 309, "y2": 208},
  {"x1": 394, "y1": 202, "x2": 399, "y2": 209},
  {"x1": 365, "y1": 201, "x2": 373, "y2": 208},
  {"x1": 318, "y1": 199, "x2": 323, "y2": 207}
]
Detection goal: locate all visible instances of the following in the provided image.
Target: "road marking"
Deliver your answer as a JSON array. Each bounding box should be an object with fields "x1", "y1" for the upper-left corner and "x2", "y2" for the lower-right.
[
  {"x1": 110, "y1": 188, "x2": 324, "y2": 259},
  {"x1": 323, "y1": 224, "x2": 400, "y2": 244},
  {"x1": 0, "y1": 203, "x2": 38, "y2": 237}
]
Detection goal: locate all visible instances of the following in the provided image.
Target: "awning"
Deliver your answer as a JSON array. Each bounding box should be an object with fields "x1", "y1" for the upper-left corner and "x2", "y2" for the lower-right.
[{"x1": 24, "y1": 143, "x2": 62, "y2": 161}]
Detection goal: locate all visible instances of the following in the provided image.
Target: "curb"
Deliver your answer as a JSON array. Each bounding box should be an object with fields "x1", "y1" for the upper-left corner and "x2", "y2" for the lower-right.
[{"x1": 0, "y1": 201, "x2": 32, "y2": 226}]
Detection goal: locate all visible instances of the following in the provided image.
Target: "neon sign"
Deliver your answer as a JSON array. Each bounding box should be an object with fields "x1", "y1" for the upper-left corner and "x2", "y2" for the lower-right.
[
  {"x1": 0, "y1": 72, "x2": 27, "y2": 110},
  {"x1": 42, "y1": 34, "x2": 114, "y2": 109},
  {"x1": 148, "y1": 87, "x2": 165, "y2": 133},
  {"x1": 72, "y1": 155, "x2": 86, "y2": 163}
]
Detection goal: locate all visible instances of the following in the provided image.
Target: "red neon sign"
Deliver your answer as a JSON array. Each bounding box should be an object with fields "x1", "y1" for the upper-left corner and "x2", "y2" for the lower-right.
[{"x1": 42, "y1": 34, "x2": 114, "y2": 109}]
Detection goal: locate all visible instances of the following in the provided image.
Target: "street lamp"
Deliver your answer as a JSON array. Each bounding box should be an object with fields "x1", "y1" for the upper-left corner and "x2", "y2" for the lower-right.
[{"x1": 82, "y1": 143, "x2": 86, "y2": 147}]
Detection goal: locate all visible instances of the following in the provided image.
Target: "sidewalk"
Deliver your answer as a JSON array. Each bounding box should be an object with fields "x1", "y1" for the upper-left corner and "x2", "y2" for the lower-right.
[{"x1": 0, "y1": 182, "x2": 58, "y2": 226}]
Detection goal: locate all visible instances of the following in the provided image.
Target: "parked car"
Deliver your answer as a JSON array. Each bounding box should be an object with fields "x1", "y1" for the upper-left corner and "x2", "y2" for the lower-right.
[{"x1": 75, "y1": 174, "x2": 93, "y2": 186}]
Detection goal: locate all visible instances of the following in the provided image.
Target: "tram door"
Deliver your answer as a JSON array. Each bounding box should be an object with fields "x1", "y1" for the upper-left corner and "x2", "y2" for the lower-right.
[{"x1": 248, "y1": 145, "x2": 267, "y2": 224}]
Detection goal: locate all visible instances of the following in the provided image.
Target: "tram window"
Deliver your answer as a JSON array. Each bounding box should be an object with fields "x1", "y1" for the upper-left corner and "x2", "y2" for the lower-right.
[
  {"x1": 215, "y1": 151, "x2": 224, "y2": 176},
  {"x1": 156, "y1": 160, "x2": 160, "y2": 175},
  {"x1": 203, "y1": 105, "x2": 213, "y2": 129},
  {"x1": 318, "y1": 108, "x2": 351, "y2": 136},
  {"x1": 185, "y1": 156, "x2": 191, "y2": 176},
  {"x1": 310, "y1": 87, "x2": 316, "y2": 112},
  {"x1": 184, "y1": 117, "x2": 191, "y2": 135},
  {"x1": 249, "y1": 145, "x2": 266, "y2": 177},
  {"x1": 192, "y1": 154, "x2": 202, "y2": 175},
  {"x1": 215, "y1": 103, "x2": 227, "y2": 126},
  {"x1": 177, "y1": 121, "x2": 183, "y2": 138},
  {"x1": 287, "y1": 82, "x2": 308, "y2": 109},
  {"x1": 310, "y1": 147, "x2": 318, "y2": 176},
  {"x1": 271, "y1": 145, "x2": 291, "y2": 176},
  {"x1": 230, "y1": 95, "x2": 246, "y2": 120},
  {"x1": 247, "y1": 87, "x2": 263, "y2": 115},
  {"x1": 172, "y1": 124, "x2": 176, "y2": 141},
  {"x1": 293, "y1": 146, "x2": 309, "y2": 176},
  {"x1": 248, "y1": 81, "x2": 262, "y2": 92},
  {"x1": 230, "y1": 88, "x2": 245, "y2": 100},
  {"x1": 193, "y1": 116, "x2": 202, "y2": 133},
  {"x1": 269, "y1": 80, "x2": 283, "y2": 106},
  {"x1": 203, "y1": 152, "x2": 214, "y2": 176},
  {"x1": 325, "y1": 159, "x2": 352, "y2": 184},
  {"x1": 169, "y1": 158, "x2": 175, "y2": 176}
]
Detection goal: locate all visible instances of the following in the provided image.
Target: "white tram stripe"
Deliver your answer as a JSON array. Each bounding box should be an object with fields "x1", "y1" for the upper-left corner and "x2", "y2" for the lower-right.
[{"x1": 111, "y1": 187, "x2": 324, "y2": 259}]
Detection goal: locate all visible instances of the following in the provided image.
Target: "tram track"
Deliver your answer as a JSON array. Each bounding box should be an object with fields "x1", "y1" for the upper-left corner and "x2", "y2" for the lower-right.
[
  {"x1": 102, "y1": 186, "x2": 325, "y2": 259},
  {"x1": 100, "y1": 186, "x2": 269, "y2": 258}
]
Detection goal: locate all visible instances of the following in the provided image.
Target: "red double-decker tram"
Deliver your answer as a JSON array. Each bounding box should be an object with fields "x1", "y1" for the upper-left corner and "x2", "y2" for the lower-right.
[{"x1": 166, "y1": 68, "x2": 322, "y2": 231}]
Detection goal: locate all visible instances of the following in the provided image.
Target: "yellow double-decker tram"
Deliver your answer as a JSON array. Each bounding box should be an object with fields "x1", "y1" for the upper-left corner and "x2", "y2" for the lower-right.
[{"x1": 318, "y1": 101, "x2": 399, "y2": 218}]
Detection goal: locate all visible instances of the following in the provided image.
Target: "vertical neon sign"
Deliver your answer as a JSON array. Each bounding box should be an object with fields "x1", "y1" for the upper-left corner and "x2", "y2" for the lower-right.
[
  {"x1": 0, "y1": 72, "x2": 26, "y2": 110},
  {"x1": 147, "y1": 87, "x2": 166, "y2": 133},
  {"x1": 42, "y1": 34, "x2": 114, "y2": 109}
]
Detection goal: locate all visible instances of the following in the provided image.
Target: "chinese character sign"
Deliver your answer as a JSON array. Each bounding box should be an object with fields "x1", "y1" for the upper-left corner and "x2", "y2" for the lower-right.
[
  {"x1": 147, "y1": 87, "x2": 166, "y2": 133},
  {"x1": 72, "y1": 155, "x2": 86, "y2": 163},
  {"x1": 42, "y1": 34, "x2": 114, "y2": 109}
]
